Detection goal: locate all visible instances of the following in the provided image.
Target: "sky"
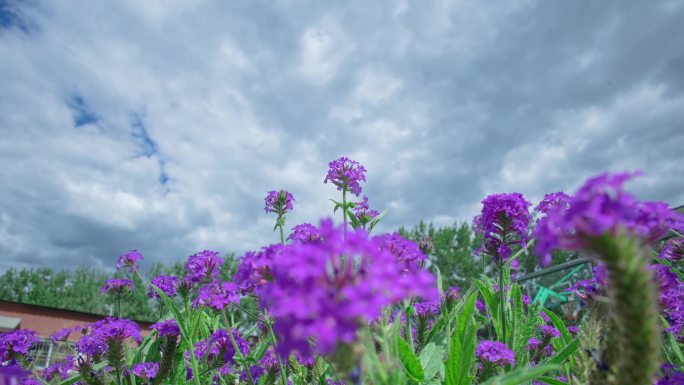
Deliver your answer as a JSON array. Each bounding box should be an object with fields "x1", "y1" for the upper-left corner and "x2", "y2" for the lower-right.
[{"x1": 1, "y1": 0, "x2": 683, "y2": 271}]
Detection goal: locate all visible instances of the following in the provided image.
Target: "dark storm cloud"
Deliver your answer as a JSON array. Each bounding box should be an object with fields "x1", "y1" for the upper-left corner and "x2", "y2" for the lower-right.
[{"x1": 0, "y1": 0, "x2": 683, "y2": 270}]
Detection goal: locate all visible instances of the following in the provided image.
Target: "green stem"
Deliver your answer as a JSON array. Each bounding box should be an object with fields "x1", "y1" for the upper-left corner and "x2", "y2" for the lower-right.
[
  {"x1": 220, "y1": 312, "x2": 256, "y2": 385},
  {"x1": 498, "y1": 263, "x2": 506, "y2": 344},
  {"x1": 342, "y1": 189, "x2": 348, "y2": 237},
  {"x1": 265, "y1": 321, "x2": 288, "y2": 385},
  {"x1": 278, "y1": 216, "x2": 285, "y2": 245},
  {"x1": 116, "y1": 297, "x2": 121, "y2": 318},
  {"x1": 404, "y1": 302, "x2": 415, "y2": 352}
]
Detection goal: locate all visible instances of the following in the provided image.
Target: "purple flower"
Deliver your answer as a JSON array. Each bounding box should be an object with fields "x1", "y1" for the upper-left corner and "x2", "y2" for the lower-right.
[
  {"x1": 527, "y1": 338, "x2": 542, "y2": 351},
  {"x1": 116, "y1": 250, "x2": 143, "y2": 271},
  {"x1": 0, "y1": 364, "x2": 30, "y2": 383},
  {"x1": 42, "y1": 357, "x2": 75, "y2": 381},
  {"x1": 101, "y1": 278, "x2": 135, "y2": 296},
  {"x1": 476, "y1": 341, "x2": 515, "y2": 366},
  {"x1": 258, "y1": 219, "x2": 437, "y2": 356},
  {"x1": 324, "y1": 156, "x2": 367, "y2": 196},
  {"x1": 192, "y1": 281, "x2": 240, "y2": 310},
  {"x1": 414, "y1": 301, "x2": 440, "y2": 318},
  {"x1": 374, "y1": 232, "x2": 427, "y2": 273},
  {"x1": 535, "y1": 192, "x2": 571, "y2": 214},
  {"x1": 567, "y1": 325, "x2": 579, "y2": 334},
  {"x1": 660, "y1": 237, "x2": 684, "y2": 261},
  {"x1": 131, "y1": 362, "x2": 159, "y2": 380},
  {"x1": 148, "y1": 275, "x2": 180, "y2": 299},
  {"x1": 656, "y1": 364, "x2": 684, "y2": 385},
  {"x1": 650, "y1": 264, "x2": 684, "y2": 335},
  {"x1": 533, "y1": 172, "x2": 684, "y2": 266},
  {"x1": 150, "y1": 320, "x2": 180, "y2": 337},
  {"x1": 539, "y1": 311, "x2": 551, "y2": 323},
  {"x1": 0, "y1": 329, "x2": 40, "y2": 361},
  {"x1": 77, "y1": 318, "x2": 142, "y2": 357},
  {"x1": 445, "y1": 286, "x2": 461, "y2": 300},
  {"x1": 473, "y1": 193, "x2": 532, "y2": 263},
  {"x1": 233, "y1": 244, "x2": 283, "y2": 293},
  {"x1": 184, "y1": 250, "x2": 224, "y2": 284},
  {"x1": 476, "y1": 300, "x2": 486, "y2": 314},
  {"x1": 353, "y1": 196, "x2": 379, "y2": 222},
  {"x1": 288, "y1": 223, "x2": 323, "y2": 244},
  {"x1": 540, "y1": 325, "x2": 561, "y2": 338},
  {"x1": 187, "y1": 329, "x2": 249, "y2": 367},
  {"x1": 50, "y1": 327, "x2": 72, "y2": 343},
  {"x1": 75, "y1": 333, "x2": 107, "y2": 357},
  {"x1": 264, "y1": 190, "x2": 295, "y2": 214}
]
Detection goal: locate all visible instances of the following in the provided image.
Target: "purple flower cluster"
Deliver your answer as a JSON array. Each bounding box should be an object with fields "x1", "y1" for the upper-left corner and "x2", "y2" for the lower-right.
[
  {"x1": 288, "y1": 223, "x2": 323, "y2": 244},
  {"x1": 660, "y1": 237, "x2": 684, "y2": 261},
  {"x1": 650, "y1": 264, "x2": 684, "y2": 336},
  {"x1": 258, "y1": 219, "x2": 437, "y2": 356},
  {"x1": 0, "y1": 329, "x2": 40, "y2": 361},
  {"x1": 233, "y1": 244, "x2": 283, "y2": 293},
  {"x1": 131, "y1": 362, "x2": 159, "y2": 380},
  {"x1": 76, "y1": 318, "x2": 141, "y2": 357},
  {"x1": 476, "y1": 341, "x2": 515, "y2": 367},
  {"x1": 42, "y1": 357, "x2": 75, "y2": 381},
  {"x1": 192, "y1": 281, "x2": 240, "y2": 310},
  {"x1": 414, "y1": 301, "x2": 440, "y2": 318},
  {"x1": 353, "y1": 196, "x2": 379, "y2": 221},
  {"x1": 535, "y1": 192, "x2": 571, "y2": 215},
  {"x1": 539, "y1": 325, "x2": 561, "y2": 338},
  {"x1": 264, "y1": 190, "x2": 295, "y2": 214},
  {"x1": 374, "y1": 232, "x2": 428, "y2": 273},
  {"x1": 534, "y1": 172, "x2": 684, "y2": 266},
  {"x1": 187, "y1": 329, "x2": 249, "y2": 372},
  {"x1": 656, "y1": 364, "x2": 684, "y2": 385},
  {"x1": 148, "y1": 275, "x2": 180, "y2": 298},
  {"x1": 324, "y1": 157, "x2": 367, "y2": 196},
  {"x1": 50, "y1": 328, "x2": 72, "y2": 343},
  {"x1": 151, "y1": 320, "x2": 180, "y2": 337},
  {"x1": 184, "y1": 250, "x2": 224, "y2": 284},
  {"x1": 101, "y1": 278, "x2": 135, "y2": 296},
  {"x1": 116, "y1": 249, "x2": 143, "y2": 271},
  {"x1": 473, "y1": 193, "x2": 532, "y2": 263}
]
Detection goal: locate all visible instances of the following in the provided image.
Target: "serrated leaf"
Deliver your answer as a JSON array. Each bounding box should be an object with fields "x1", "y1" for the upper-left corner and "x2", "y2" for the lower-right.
[
  {"x1": 397, "y1": 335, "x2": 425, "y2": 381},
  {"x1": 480, "y1": 364, "x2": 561, "y2": 385},
  {"x1": 444, "y1": 291, "x2": 478, "y2": 385},
  {"x1": 419, "y1": 342, "x2": 445, "y2": 380}
]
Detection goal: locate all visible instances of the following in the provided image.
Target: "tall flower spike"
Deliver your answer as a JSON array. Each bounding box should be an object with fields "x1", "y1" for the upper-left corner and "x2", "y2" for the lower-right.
[
  {"x1": 532, "y1": 172, "x2": 682, "y2": 385},
  {"x1": 101, "y1": 278, "x2": 135, "y2": 296},
  {"x1": 324, "y1": 157, "x2": 367, "y2": 196},
  {"x1": 184, "y1": 250, "x2": 224, "y2": 284}
]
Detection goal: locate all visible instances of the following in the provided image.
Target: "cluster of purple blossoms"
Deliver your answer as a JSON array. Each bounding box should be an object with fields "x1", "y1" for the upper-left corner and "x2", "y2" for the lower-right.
[
  {"x1": 535, "y1": 192, "x2": 571, "y2": 215},
  {"x1": 656, "y1": 364, "x2": 684, "y2": 385},
  {"x1": 116, "y1": 249, "x2": 143, "y2": 271},
  {"x1": 50, "y1": 328, "x2": 72, "y2": 343},
  {"x1": 76, "y1": 318, "x2": 141, "y2": 357},
  {"x1": 527, "y1": 338, "x2": 542, "y2": 351},
  {"x1": 233, "y1": 244, "x2": 283, "y2": 293},
  {"x1": 0, "y1": 329, "x2": 40, "y2": 361},
  {"x1": 534, "y1": 172, "x2": 684, "y2": 266},
  {"x1": 288, "y1": 223, "x2": 323, "y2": 244},
  {"x1": 568, "y1": 265, "x2": 608, "y2": 303},
  {"x1": 101, "y1": 278, "x2": 135, "y2": 296},
  {"x1": 414, "y1": 301, "x2": 440, "y2": 318},
  {"x1": 187, "y1": 329, "x2": 249, "y2": 374},
  {"x1": 374, "y1": 232, "x2": 428, "y2": 273},
  {"x1": 258, "y1": 219, "x2": 437, "y2": 356},
  {"x1": 184, "y1": 250, "x2": 224, "y2": 285},
  {"x1": 192, "y1": 281, "x2": 240, "y2": 310},
  {"x1": 650, "y1": 264, "x2": 684, "y2": 336},
  {"x1": 150, "y1": 320, "x2": 180, "y2": 337},
  {"x1": 660, "y1": 237, "x2": 684, "y2": 261},
  {"x1": 42, "y1": 356, "x2": 75, "y2": 381},
  {"x1": 264, "y1": 190, "x2": 295, "y2": 214},
  {"x1": 130, "y1": 362, "x2": 159, "y2": 380},
  {"x1": 476, "y1": 341, "x2": 515, "y2": 367},
  {"x1": 324, "y1": 156, "x2": 367, "y2": 196},
  {"x1": 353, "y1": 196, "x2": 379, "y2": 221},
  {"x1": 539, "y1": 325, "x2": 561, "y2": 338},
  {"x1": 473, "y1": 193, "x2": 532, "y2": 263},
  {"x1": 148, "y1": 275, "x2": 180, "y2": 298}
]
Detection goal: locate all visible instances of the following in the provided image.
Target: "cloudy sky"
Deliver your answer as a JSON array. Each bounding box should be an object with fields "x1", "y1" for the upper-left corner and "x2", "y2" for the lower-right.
[{"x1": 1, "y1": 1, "x2": 683, "y2": 271}]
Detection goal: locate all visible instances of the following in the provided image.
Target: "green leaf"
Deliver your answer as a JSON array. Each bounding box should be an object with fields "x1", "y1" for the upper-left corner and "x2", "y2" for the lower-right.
[
  {"x1": 444, "y1": 291, "x2": 478, "y2": 385},
  {"x1": 542, "y1": 339, "x2": 579, "y2": 365},
  {"x1": 479, "y1": 364, "x2": 561, "y2": 385},
  {"x1": 397, "y1": 335, "x2": 425, "y2": 382},
  {"x1": 544, "y1": 310, "x2": 572, "y2": 345},
  {"x1": 534, "y1": 376, "x2": 569, "y2": 385},
  {"x1": 419, "y1": 342, "x2": 445, "y2": 380}
]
